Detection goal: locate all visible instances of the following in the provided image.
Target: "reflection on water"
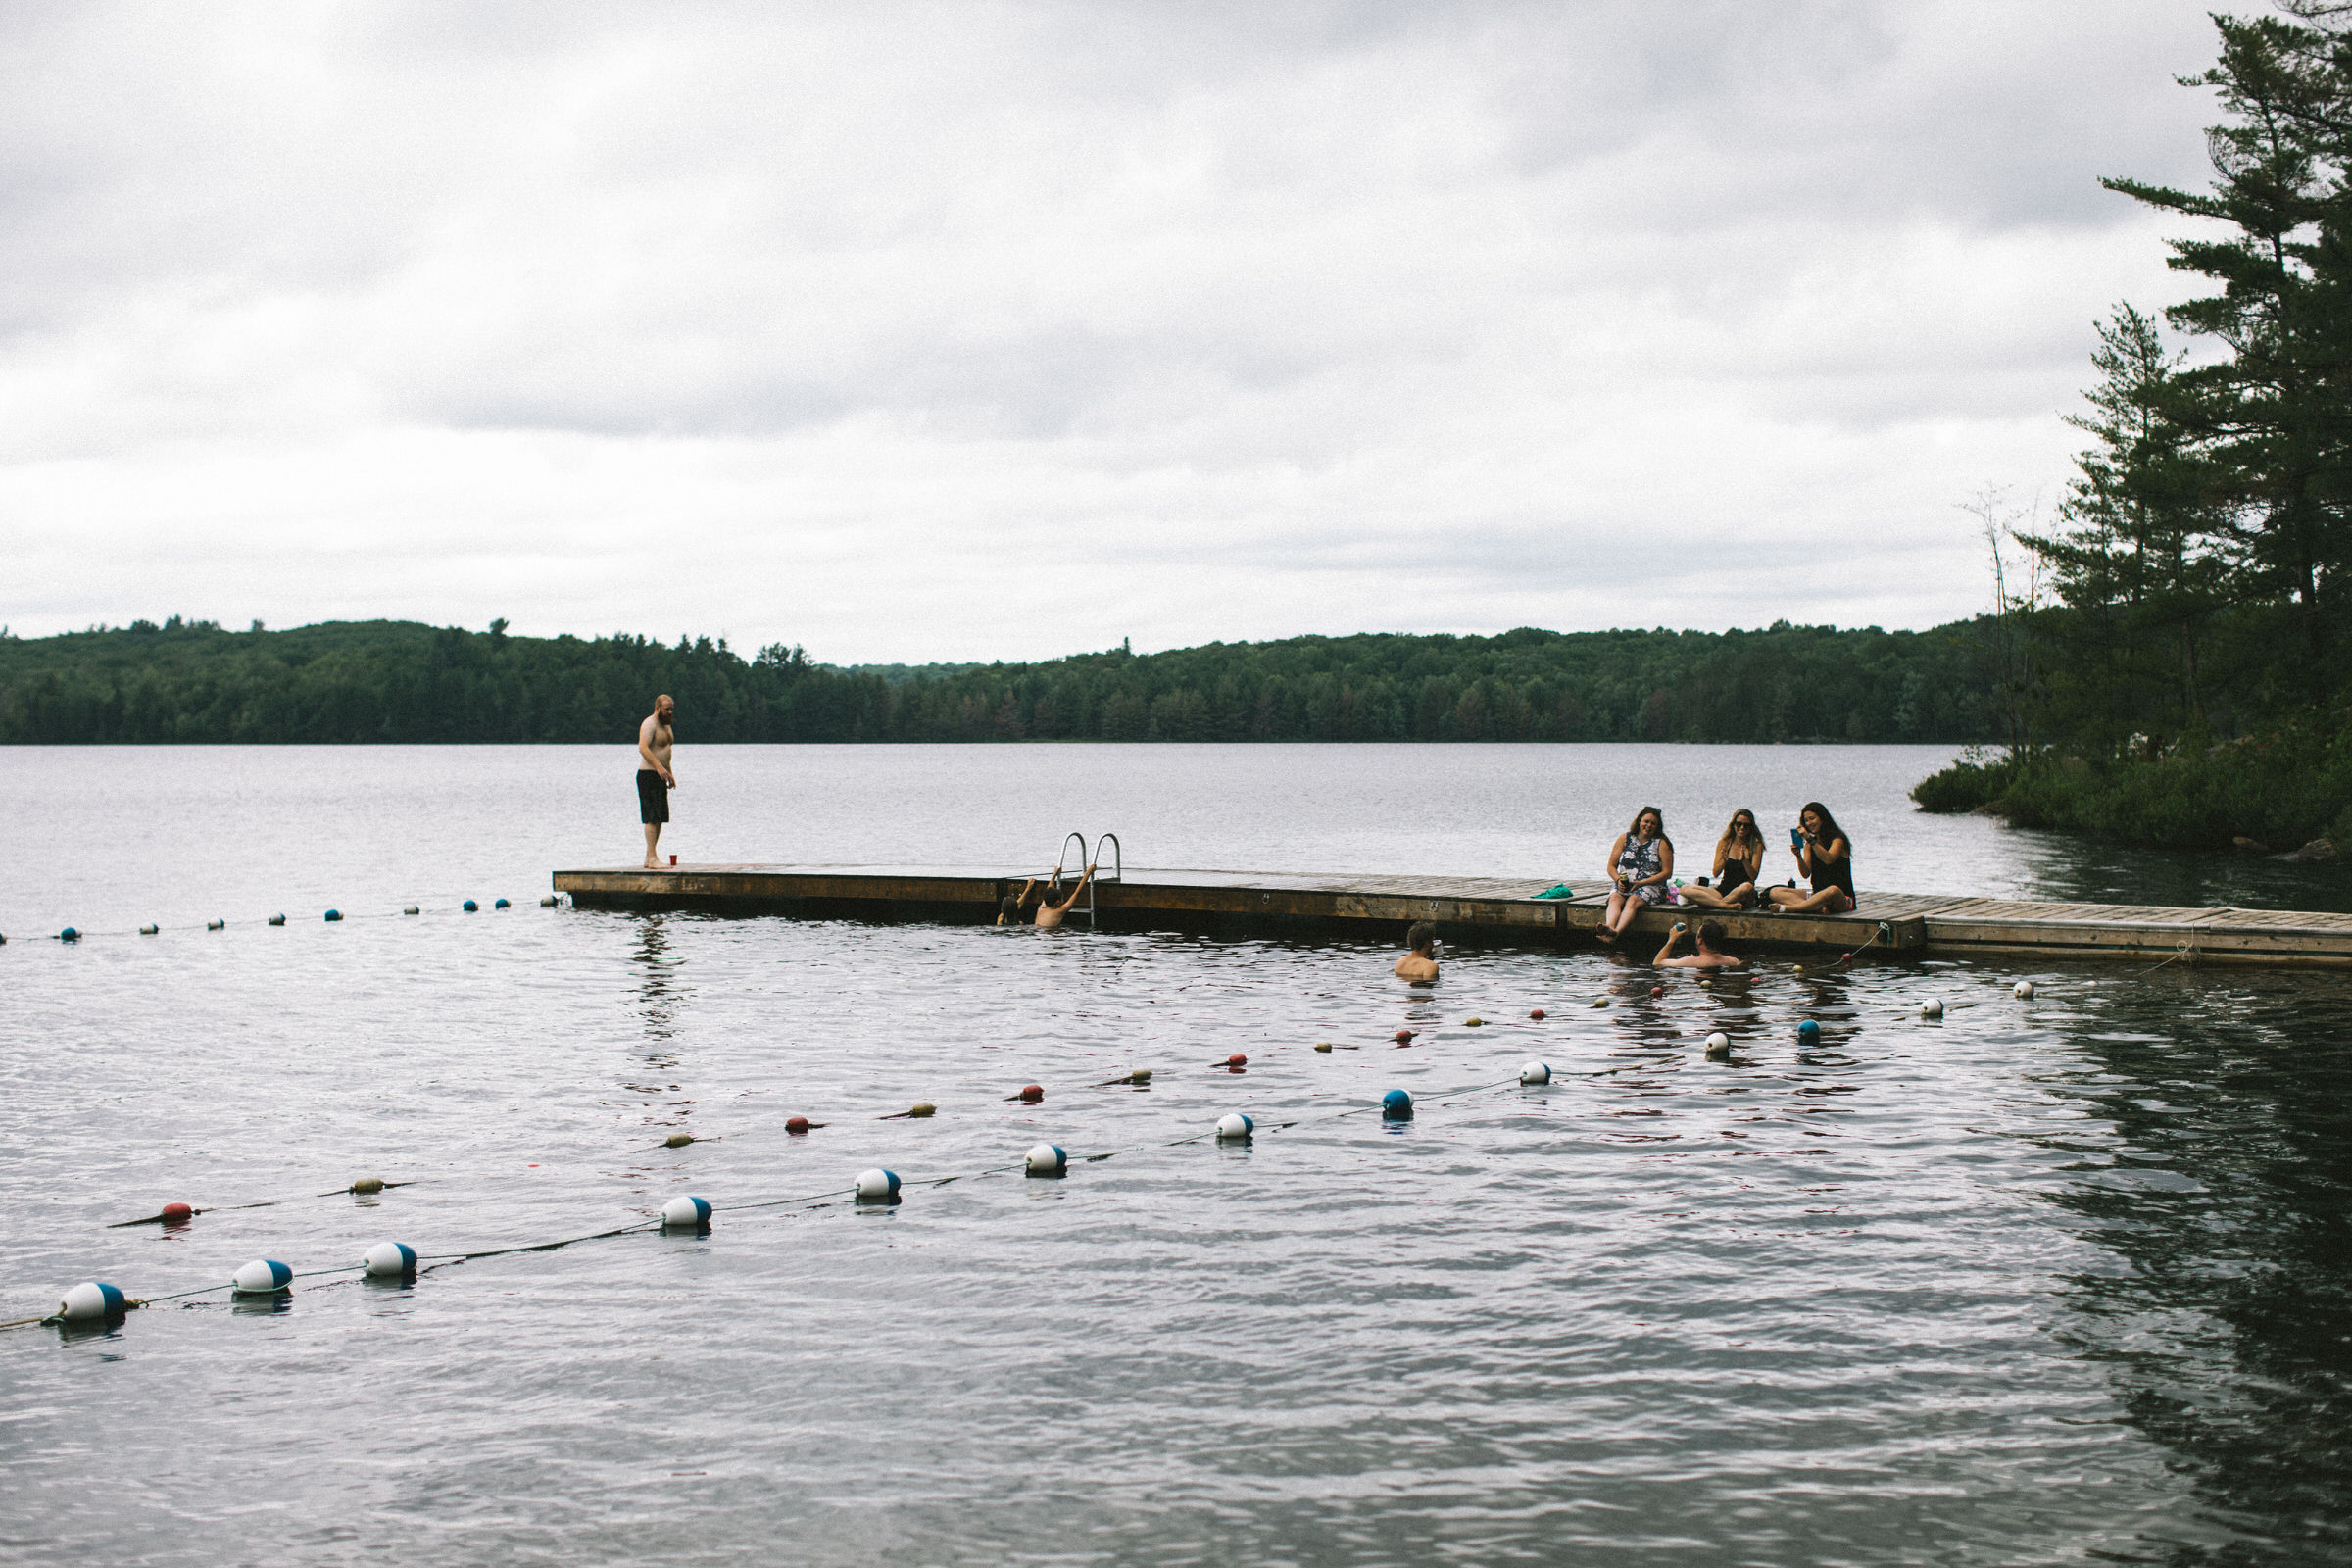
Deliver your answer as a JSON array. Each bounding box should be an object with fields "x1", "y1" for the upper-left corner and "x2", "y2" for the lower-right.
[
  {"x1": 631, "y1": 913, "x2": 684, "y2": 1048},
  {"x1": 2004, "y1": 827, "x2": 2350, "y2": 913},
  {"x1": 2034, "y1": 974, "x2": 2352, "y2": 1564}
]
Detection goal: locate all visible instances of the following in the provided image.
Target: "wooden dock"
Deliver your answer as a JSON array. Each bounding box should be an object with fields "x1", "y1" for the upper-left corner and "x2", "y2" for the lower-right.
[{"x1": 551, "y1": 864, "x2": 2352, "y2": 968}]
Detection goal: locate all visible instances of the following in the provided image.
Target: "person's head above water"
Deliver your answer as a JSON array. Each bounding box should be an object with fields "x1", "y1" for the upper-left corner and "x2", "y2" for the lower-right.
[
  {"x1": 1000, "y1": 894, "x2": 1024, "y2": 922},
  {"x1": 1627, "y1": 806, "x2": 1668, "y2": 844},
  {"x1": 1695, "y1": 919, "x2": 1727, "y2": 950},
  {"x1": 1406, "y1": 920, "x2": 1439, "y2": 955}
]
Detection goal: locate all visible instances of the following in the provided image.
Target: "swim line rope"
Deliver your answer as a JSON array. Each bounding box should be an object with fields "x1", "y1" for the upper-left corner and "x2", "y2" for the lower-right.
[{"x1": 5, "y1": 1055, "x2": 1669, "y2": 1332}]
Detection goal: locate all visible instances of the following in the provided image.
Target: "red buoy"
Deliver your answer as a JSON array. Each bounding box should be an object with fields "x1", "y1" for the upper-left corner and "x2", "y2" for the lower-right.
[
  {"x1": 1649, "y1": 985, "x2": 1665, "y2": 998},
  {"x1": 161, "y1": 1201, "x2": 192, "y2": 1223},
  {"x1": 1529, "y1": 1008, "x2": 1545, "y2": 1020},
  {"x1": 786, "y1": 1116, "x2": 811, "y2": 1135},
  {"x1": 1394, "y1": 1029, "x2": 1413, "y2": 1045},
  {"x1": 1225, "y1": 1054, "x2": 1247, "y2": 1068}
]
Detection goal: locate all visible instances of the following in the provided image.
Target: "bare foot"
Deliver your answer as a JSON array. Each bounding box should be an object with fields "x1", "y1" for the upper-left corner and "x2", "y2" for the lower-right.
[
  {"x1": 645, "y1": 858, "x2": 661, "y2": 869},
  {"x1": 1596, "y1": 928, "x2": 1615, "y2": 944}
]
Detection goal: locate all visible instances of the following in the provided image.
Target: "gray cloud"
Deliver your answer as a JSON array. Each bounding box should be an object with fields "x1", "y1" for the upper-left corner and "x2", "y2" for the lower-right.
[{"x1": 0, "y1": 0, "x2": 2234, "y2": 660}]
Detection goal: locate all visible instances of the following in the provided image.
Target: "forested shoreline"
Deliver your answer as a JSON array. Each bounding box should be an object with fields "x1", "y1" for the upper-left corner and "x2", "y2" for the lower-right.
[
  {"x1": 0, "y1": 616, "x2": 1999, "y2": 746},
  {"x1": 1910, "y1": 6, "x2": 2352, "y2": 854}
]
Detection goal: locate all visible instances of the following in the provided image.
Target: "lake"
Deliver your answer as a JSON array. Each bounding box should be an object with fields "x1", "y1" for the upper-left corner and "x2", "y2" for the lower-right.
[{"x1": 3, "y1": 743, "x2": 2349, "y2": 1565}]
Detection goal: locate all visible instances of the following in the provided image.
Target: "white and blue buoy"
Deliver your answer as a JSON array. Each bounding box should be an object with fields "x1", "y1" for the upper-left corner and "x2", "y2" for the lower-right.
[
  {"x1": 1215, "y1": 1112, "x2": 1254, "y2": 1141},
  {"x1": 1381, "y1": 1088, "x2": 1413, "y2": 1120},
  {"x1": 231, "y1": 1258, "x2": 293, "y2": 1297},
  {"x1": 540, "y1": 896, "x2": 559, "y2": 907},
  {"x1": 1519, "y1": 1060, "x2": 1551, "y2": 1086},
  {"x1": 403, "y1": 906, "x2": 420, "y2": 916},
  {"x1": 1705, "y1": 1032, "x2": 1731, "y2": 1056},
  {"x1": 1920, "y1": 997, "x2": 1944, "y2": 1019},
  {"x1": 58, "y1": 927, "x2": 78, "y2": 942},
  {"x1": 323, "y1": 909, "x2": 342, "y2": 922},
  {"x1": 1796, "y1": 1019, "x2": 1822, "y2": 1045},
  {"x1": 493, "y1": 898, "x2": 510, "y2": 909},
  {"x1": 139, "y1": 924, "x2": 159, "y2": 936},
  {"x1": 855, "y1": 1168, "x2": 902, "y2": 1203},
  {"x1": 56, "y1": 1281, "x2": 128, "y2": 1324},
  {"x1": 661, "y1": 1195, "x2": 711, "y2": 1229},
  {"x1": 1025, "y1": 1143, "x2": 1067, "y2": 1177},
  {"x1": 362, "y1": 1241, "x2": 417, "y2": 1278},
  {"x1": 207, "y1": 918, "x2": 224, "y2": 931},
  {"x1": 267, "y1": 913, "x2": 285, "y2": 926},
  {"x1": 2014, "y1": 979, "x2": 2035, "y2": 1000}
]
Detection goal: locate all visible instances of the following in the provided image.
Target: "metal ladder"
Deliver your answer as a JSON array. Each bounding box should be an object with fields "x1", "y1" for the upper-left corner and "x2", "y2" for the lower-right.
[{"x1": 1053, "y1": 832, "x2": 1122, "y2": 928}]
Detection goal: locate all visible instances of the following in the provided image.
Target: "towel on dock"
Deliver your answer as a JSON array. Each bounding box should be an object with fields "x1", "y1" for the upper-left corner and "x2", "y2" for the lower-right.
[{"x1": 1534, "y1": 884, "x2": 1575, "y2": 900}]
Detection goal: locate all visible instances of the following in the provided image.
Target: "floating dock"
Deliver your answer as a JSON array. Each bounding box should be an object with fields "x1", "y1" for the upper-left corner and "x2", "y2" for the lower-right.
[{"x1": 552, "y1": 864, "x2": 2352, "y2": 969}]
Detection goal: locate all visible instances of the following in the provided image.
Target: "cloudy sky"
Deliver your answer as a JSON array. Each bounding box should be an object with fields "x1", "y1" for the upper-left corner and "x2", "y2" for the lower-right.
[{"x1": 0, "y1": 1, "x2": 2231, "y2": 662}]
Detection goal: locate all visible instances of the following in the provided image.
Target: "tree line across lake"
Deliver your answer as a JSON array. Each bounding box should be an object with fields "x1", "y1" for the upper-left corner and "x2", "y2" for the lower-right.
[{"x1": 0, "y1": 616, "x2": 1999, "y2": 747}]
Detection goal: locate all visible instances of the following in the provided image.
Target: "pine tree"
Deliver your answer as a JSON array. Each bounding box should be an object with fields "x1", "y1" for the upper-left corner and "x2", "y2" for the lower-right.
[{"x1": 2102, "y1": 8, "x2": 2352, "y2": 703}]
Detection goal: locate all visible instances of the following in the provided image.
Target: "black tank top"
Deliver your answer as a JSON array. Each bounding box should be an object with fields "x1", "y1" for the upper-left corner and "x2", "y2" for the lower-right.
[
  {"x1": 1811, "y1": 843, "x2": 1853, "y2": 898},
  {"x1": 1718, "y1": 841, "x2": 1762, "y2": 889}
]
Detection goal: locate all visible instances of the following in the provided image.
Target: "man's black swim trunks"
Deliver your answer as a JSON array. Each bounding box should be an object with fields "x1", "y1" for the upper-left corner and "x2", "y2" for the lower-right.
[{"x1": 637, "y1": 768, "x2": 669, "y2": 824}]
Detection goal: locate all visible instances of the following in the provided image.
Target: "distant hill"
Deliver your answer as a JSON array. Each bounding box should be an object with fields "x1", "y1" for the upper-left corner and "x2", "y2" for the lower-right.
[{"x1": 0, "y1": 616, "x2": 1999, "y2": 744}]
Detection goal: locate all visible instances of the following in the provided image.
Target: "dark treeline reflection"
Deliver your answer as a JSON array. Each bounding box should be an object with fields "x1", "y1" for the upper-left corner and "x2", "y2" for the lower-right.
[
  {"x1": 2041, "y1": 975, "x2": 2352, "y2": 1565},
  {"x1": 0, "y1": 616, "x2": 1998, "y2": 745}
]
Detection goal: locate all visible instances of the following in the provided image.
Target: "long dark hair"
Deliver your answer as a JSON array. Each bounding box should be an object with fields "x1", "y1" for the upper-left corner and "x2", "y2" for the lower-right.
[
  {"x1": 1626, "y1": 806, "x2": 1670, "y2": 849},
  {"x1": 1798, "y1": 801, "x2": 1848, "y2": 849}
]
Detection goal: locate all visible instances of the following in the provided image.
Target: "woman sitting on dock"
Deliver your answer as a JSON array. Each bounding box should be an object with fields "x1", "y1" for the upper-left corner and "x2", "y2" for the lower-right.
[
  {"x1": 1597, "y1": 806, "x2": 1675, "y2": 943},
  {"x1": 1766, "y1": 802, "x2": 1854, "y2": 914},
  {"x1": 1678, "y1": 808, "x2": 1765, "y2": 910}
]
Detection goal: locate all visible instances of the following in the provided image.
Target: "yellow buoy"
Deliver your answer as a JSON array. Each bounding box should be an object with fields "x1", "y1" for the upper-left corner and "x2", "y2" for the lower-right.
[
  {"x1": 908, "y1": 1102, "x2": 936, "y2": 1118},
  {"x1": 350, "y1": 1176, "x2": 385, "y2": 1196},
  {"x1": 1313, "y1": 1042, "x2": 1333, "y2": 1053},
  {"x1": 664, "y1": 1132, "x2": 695, "y2": 1148}
]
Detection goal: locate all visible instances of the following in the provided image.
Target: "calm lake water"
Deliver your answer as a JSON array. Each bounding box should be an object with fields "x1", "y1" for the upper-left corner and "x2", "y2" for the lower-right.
[{"x1": 4, "y1": 744, "x2": 2350, "y2": 1566}]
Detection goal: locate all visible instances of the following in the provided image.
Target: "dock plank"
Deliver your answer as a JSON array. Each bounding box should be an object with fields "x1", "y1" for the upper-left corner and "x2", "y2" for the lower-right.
[{"x1": 549, "y1": 865, "x2": 2352, "y2": 968}]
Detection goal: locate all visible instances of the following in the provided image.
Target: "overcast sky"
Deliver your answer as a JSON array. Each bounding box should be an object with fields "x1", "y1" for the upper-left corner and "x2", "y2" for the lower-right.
[{"x1": 0, "y1": 1, "x2": 2234, "y2": 662}]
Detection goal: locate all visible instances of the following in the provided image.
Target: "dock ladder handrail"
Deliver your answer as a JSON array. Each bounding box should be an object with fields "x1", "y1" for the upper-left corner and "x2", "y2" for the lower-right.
[{"x1": 1051, "y1": 832, "x2": 1121, "y2": 928}]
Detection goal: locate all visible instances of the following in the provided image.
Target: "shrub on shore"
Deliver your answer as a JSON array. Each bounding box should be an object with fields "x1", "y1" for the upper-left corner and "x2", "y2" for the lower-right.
[
  {"x1": 1908, "y1": 753, "x2": 2020, "y2": 814},
  {"x1": 1912, "y1": 722, "x2": 2352, "y2": 852}
]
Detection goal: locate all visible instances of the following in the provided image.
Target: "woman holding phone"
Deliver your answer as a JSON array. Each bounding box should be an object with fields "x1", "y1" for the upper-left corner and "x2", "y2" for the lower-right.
[
  {"x1": 1767, "y1": 801, "x2": 1854, "y2": 913},
  {"x1": 1597, "y1": 806, "x2": 1674, "y2": 943},
  {"x1": 1680, "y1": 808, "x2": 1766, "y2": 910}
]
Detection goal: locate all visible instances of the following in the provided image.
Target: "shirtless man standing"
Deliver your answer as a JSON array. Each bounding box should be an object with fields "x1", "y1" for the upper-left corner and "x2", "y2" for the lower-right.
[{"x1": 637, "y1": 694, "x2": 676, "y2": 869}]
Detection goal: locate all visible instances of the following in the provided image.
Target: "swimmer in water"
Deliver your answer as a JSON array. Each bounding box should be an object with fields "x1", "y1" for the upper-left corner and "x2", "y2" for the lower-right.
[
  {"x1": 1654, "y1": 919, "x2": 1745, "y2": 969},
  {"x1": 1032, "y1": 862, "x2": 1098, "y2": 930},
  {"x1": 1394, "y1": 921, "x2": 1440, "y2": 983}
]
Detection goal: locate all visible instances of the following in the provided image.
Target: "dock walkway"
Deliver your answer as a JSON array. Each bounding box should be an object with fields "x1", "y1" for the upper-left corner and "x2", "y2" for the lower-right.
[{"x1": 552, "y1": 863, "x2": 2352, "y2": 969}]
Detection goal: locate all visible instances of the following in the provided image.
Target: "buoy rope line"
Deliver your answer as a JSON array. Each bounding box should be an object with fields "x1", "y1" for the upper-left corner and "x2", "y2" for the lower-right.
[
  {"x1": 11, "y1": 1054, "x2": 1686, "y2": 1332},
  {"x1": 107, "y1": 1181, "x2": 424, "y2": 1228},
  {"x1": 12, "y1": 897, "x2": 558, "y2": 946}
]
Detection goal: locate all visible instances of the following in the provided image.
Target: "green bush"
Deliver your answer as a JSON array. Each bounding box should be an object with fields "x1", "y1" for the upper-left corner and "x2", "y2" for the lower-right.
[
  {"x1": 1914, "y1": 722, "x2": 2352, "y2": 850},
  {"x1": 1910, "y1": 754, "x2": 2021, "y2": 814}
]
